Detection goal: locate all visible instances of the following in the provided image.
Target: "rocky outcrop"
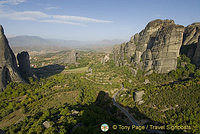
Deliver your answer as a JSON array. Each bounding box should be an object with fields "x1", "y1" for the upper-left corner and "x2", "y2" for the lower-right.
[
  {"x1": 181, "y1": 23, "x2": 200, "y2": 64},
  {"x1": 133, "y1": 90, "x2": 145, "y2": 105},
  {"x1": 182, "y1": 23, "x2": 200, "y2": 46},
  {"x1": 101, "y1": 54, "x2": 110, "y2": 64},
  {"x1": 113, "y1": 19, "x2": 185, "y2": 74},
  {"x1": 146, "y1": 23, "x2": 184, "y2": 73},
  {"x1": 43, "y1": 121, "x2": 52, "y2": 128},
  {"x1": 193, "y1": 36, "x2": 200, "y2": 66},
  {"x1": 17, "y1": 51, "x2": 33, "y2": 80},
  {"x1": 0, "y1": 25, "x2": 23, "y2": 91},
  {"x1": 68, "y1": 50, "x2": 78, "y2": 63},
  {"x1": 59, "y1": 50, "x2": 78, "y2": 64}
]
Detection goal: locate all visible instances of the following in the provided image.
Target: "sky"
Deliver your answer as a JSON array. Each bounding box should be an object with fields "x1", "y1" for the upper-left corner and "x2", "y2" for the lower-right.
[{"x1": 0, "y1": 0, "x2": 200, "y2": 41}]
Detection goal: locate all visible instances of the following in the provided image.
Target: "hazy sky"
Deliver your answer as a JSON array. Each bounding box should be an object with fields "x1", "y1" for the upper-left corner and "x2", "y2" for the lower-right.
[{"x1": 0, "y1": 0, "x2": 200, "y2": 41}]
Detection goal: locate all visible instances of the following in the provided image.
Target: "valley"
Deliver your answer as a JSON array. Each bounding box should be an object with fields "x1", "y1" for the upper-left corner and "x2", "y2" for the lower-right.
[
  {"x1": 0, "y1": 48, "x2": 199, "y2": 133},
  {"x1": 0, "y1": 19, "x2": 200, "y2": 134}
]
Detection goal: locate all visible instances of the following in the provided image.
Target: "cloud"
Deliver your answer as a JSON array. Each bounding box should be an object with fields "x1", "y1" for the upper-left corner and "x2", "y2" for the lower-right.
[
  {"x1": 39, "y1": 20, "x2": 86, "y2": 26},
  {"x1": 53, "y1": 15, "x2": 113, "y2": 23},
  {"x1": 0, "y1": 0, "x2": 112, "y2": 26},
  {"x1": 1, "y1": 11, "x2": 50, "y2": 20},
  {"x1": 45, "y1": 6, "x2": 59, "y2": 10},
  {"x1": 0, "y1": 10, "x2": 113, "y2": 26},
  {"x1": 0, "y1": 0, "x2": 26, "y2": 5}
]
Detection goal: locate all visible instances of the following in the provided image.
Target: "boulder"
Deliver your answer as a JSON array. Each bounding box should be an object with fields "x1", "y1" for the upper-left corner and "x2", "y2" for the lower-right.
[
  {"x1": 0, "y1": 25, "x2": 23, "y2": 91},
  {"x1": 43, "y1": 121, "x2": 52, "y2": 128},
  {"x1": 133, "y1": 90, "x2": 145, "y2": 104},
  {"x1": 101, "y1": 54, "x2": 110, "y2": 64}
]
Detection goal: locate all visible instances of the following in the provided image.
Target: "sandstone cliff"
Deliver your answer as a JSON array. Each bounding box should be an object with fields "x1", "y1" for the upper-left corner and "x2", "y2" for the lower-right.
[
  {"x1": 0, "y1": 25, "x2": 23, "y2": 91},
  {"x1": 113, "y1": 19, "x2": 186, "y2": 74}
]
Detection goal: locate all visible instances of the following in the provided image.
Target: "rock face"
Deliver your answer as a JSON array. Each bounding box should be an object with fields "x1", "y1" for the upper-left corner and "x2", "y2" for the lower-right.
[
  {"x1": 0, "y1": 25, "x2": 23, "y2": 91},
  {"x1": 182, "y1": 23, "x2": 200, "y2": 46},
  {"x1": 193, "y1": 36, "x2": 200, "y2": 66},
  {"x1": 113, "y1": 19, "x2": 200, "y2": 74},
  {"x1": 181, "y1": 23, "x2": 200, "y2": 64},
  {"x1": 17, "y1": 51, "x2": 32, "y2": 80}
]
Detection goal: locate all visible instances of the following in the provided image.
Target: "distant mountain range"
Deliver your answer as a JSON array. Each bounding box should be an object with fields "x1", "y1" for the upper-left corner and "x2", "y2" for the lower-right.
[{"x1": 8, "y1": 35, "x2": 125, "y2": 53}]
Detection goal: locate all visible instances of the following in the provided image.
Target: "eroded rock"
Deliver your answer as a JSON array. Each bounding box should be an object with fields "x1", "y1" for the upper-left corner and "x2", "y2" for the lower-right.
[
  {"x1": 0, "y1": 25, "x2": 23, "y2": 91},
  {"x1": 17, "y1": 51, "x2": 33, "y2": 80},
  {"x1": 43, "y1": 121, "x2": 52, "y2": 128},
  {"x1": 113, "y1": 19, "x2": 185, "y2": 74},
  {"x1": 181, "y1": 23, "x2": 200, "y2": 59},
  {"x1": 133, "y1": 90, "x2": 145, "y2": 104},
  {"x1": 101, "y1": 54, "x2": 110, "y2": 64},
  {"x1": 69, "y1": 50, "x2": 78, "y2": 63},
  {"x1": 193, "y1": 36, "x2": 200, "y2": 66}
]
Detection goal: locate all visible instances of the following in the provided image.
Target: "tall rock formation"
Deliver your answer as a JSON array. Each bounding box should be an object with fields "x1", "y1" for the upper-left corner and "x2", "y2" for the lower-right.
[
  {"x1": 113, "y1": 19, "x2": 185, "y2": 74},
  {"x1": 68, "y1": 50, "x2": 78, "y2": 63},
  {"x1": 17, "y1": 51, "x2": 33, "y2": 80},
  {"x1": 181, "y1": 23, "x2": 200, "y2": 63},
  {"x1": 0, "y1": 25, "x2": 23, "y2": 91},
  {"x1": 193, "y1": 36, "x2": 200, "y2": 66}
]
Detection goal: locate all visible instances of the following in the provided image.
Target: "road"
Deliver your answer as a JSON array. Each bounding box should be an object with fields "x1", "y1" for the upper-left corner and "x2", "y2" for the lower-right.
[
  {"x1": 112, "y1": 86, "x2": 140, "y2": 126},
  {"x1": 112, "y1": 85, "x2": 164, "y2": 134}
]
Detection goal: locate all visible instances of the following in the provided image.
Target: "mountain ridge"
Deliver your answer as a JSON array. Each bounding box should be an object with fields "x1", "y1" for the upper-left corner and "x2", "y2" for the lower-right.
[{"x1": 8, "y1": 35, "x2": 124, "y2": 48}]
